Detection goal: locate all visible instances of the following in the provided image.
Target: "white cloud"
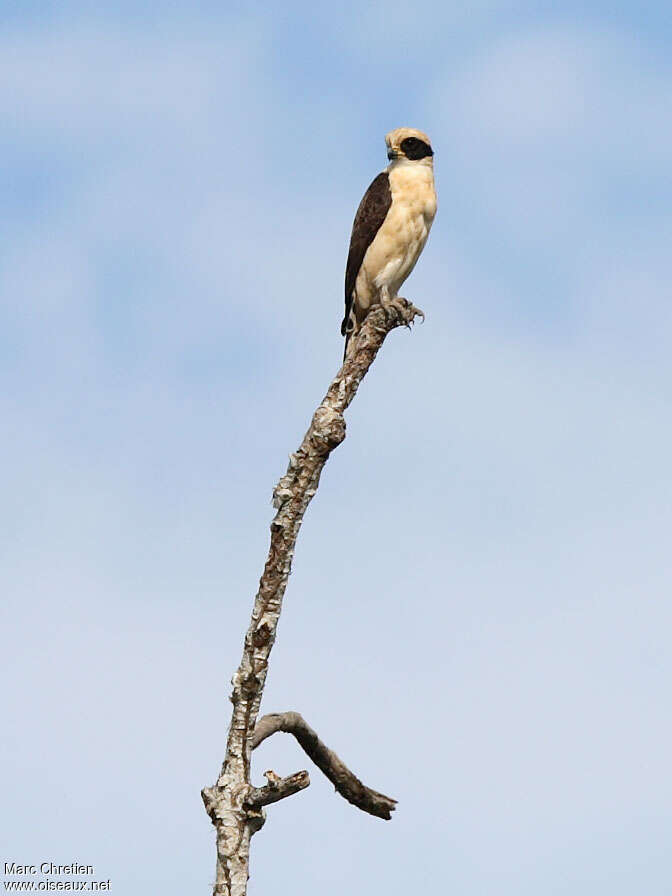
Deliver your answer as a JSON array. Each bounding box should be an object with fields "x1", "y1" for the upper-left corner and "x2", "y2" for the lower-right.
[
  {"x1": 1, "y1": 24, "x2": 271, "y2": 146},
  {"x1": 425, "y1": 25, "x2": 672, "y2": 307},
  {"x1": 440, "y1": 27, "x2": 672, "y2": 160}
]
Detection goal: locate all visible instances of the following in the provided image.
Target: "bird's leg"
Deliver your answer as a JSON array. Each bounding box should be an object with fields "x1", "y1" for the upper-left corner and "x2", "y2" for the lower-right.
[{"x1": 379, "y1": 285, "x2": 392, "y2": 306}]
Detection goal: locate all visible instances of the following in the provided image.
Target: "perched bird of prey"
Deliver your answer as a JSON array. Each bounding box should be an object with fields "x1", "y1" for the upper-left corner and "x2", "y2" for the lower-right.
[{"x1": 341, "y1": 127, "x2": 437, "y2": 357}]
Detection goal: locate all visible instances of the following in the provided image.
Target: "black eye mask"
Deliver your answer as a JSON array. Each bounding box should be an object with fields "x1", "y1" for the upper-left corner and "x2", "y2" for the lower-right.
[{"x1": 399, "y1": 137, "x2": 433, "y2": 160}]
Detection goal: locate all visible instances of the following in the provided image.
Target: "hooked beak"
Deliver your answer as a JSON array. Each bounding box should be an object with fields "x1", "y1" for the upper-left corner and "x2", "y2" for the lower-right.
[{"x1": 387, "y1": 148, "x2": 398, "y2": 161}]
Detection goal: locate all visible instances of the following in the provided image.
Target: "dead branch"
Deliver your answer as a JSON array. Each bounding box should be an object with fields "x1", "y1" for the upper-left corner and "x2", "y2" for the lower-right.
[
  {"x1": 245, "y1": 769, "x2": 311, "y2": 809},
  {"x1": 203, "y1": 299, "x2": 423, "y2": 896},
  {"x1": 253, "y1": 711, "x2": 397, "y2": 819}
]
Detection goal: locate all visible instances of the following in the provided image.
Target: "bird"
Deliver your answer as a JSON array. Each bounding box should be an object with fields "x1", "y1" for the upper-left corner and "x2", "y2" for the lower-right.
[{"x1": 341, "y1": 127, "x2": 437, "y2": 358}]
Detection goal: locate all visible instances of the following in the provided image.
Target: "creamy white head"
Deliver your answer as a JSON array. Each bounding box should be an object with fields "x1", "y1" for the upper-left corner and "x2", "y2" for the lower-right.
[{"x1": 385, "y1": 127, "x2": 434, "y2": 165}]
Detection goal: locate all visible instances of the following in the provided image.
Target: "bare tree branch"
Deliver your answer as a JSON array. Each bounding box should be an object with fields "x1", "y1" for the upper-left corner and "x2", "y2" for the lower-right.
[
  {"x1": 203, "y1": 299, "x2": 423, "y2": 896},
  {"x1": 245, "y1": 769, "x2": 311, "y2": 808},
  {"x1": 252, "y1": 712, "x2": 397, "y2": 819}
]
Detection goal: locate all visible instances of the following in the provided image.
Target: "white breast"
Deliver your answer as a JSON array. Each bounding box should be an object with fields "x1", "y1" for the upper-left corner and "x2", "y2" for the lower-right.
[{"x1": 356, "y1": 161, "x2": 437, "y2": 309}]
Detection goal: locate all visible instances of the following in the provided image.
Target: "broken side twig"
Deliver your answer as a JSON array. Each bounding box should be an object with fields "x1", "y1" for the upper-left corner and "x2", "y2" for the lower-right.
[{"x1": 253, "y1": 711, "x2": 397, "y2": 820}]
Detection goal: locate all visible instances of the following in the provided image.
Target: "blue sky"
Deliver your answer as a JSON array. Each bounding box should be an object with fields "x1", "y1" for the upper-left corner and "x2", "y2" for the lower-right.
[{"x1": 2, "y1": 3, "x2": 672, "y2": 894}]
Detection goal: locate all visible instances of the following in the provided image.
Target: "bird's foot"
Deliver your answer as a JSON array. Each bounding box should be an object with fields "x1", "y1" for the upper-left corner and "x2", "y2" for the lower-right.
[{"x1": 380, "y1": 296, "x2": 424, "y2": 330}]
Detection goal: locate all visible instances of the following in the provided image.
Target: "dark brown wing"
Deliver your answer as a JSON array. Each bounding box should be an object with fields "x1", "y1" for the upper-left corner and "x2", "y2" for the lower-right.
[{"x1": 341, "y1": 171, "x2": 392, "y2": 336}]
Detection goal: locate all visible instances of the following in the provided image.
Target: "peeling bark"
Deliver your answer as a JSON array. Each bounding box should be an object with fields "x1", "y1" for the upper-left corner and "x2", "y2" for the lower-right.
[{"x1": 202, "y1": 300, "x2": 423, "y2": 896}]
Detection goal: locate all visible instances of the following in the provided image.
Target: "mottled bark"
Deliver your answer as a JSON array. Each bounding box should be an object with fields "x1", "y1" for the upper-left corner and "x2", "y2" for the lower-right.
[{"x1": 202, "y1": 299, "x2": 423, "y2": 896}]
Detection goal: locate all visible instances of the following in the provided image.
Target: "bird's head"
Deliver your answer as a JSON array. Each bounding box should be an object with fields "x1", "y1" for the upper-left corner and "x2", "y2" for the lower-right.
[{"x1": 385, "y1": 127, "x2": 434, "y2": 165}]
